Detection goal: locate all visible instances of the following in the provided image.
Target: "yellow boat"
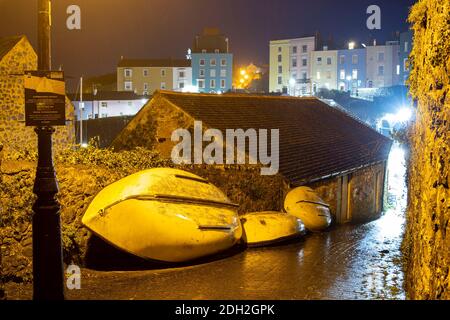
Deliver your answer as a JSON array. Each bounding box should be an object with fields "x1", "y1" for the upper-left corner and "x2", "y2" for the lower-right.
[
  {"x1": 284, "y1": 187, "x2": 332, "y2": 232},
  {"x1": 240, "y1": 212, "x2": 305, "y2": 247},
  {"x1": 82, "y1": 168, "x2": 243, "y2": 263}
]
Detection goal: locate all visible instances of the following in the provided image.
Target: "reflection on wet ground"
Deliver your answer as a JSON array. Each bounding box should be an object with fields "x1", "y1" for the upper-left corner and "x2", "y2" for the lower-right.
[{"x1": 6, "y1": 145, "x2": 407, "y2": 300}]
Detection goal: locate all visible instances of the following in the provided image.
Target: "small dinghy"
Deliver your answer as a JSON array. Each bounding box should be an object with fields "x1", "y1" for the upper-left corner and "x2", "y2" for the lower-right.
[
  {"x1": 240, "y1": 212, "x2": 305, "y2": 247},
  {"x1": 82, "y1": 168, "x2": 242, "y2": 263},
  {"x1": 284, "y1": 187, "x2": 332, "y2": 232}
]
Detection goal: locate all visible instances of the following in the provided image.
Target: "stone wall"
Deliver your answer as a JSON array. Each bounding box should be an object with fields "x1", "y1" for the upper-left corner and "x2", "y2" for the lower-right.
[
  {"x1": 403, "y1": 0, "x2": 450, "y2": 299},
  {"x1": 0, "y1": 36, "x2": 75, "y2": 159},
  {"x1": 0, "y1": 146, "x2": 286, "y2": 285}
]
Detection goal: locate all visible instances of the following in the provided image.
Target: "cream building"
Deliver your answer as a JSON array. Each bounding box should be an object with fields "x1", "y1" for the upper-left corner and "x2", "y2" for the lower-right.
[
  {"x1": 366, "y1": 41, "x2": 400, "y2": 89},
  {"x1": 117, "y1": 59, "x2": 192, "y2": 95},
  {"x1": 269, "y1": 36, "x2": 316, "y2": 95},
  {"x1": 311, "y1": 48, "x2": 338, "y2": 93}
]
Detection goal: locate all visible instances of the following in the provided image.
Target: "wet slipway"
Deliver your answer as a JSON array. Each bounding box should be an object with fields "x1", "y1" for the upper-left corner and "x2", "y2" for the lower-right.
[{"x1": 6, "y1": 145, "x2": 407, "y2": 300}]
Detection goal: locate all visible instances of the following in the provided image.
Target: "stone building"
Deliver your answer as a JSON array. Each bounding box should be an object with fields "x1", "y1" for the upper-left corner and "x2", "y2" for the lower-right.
[
  {"x1": 112, "y1": 91, "x2": 392, "y2": 224},
  {"x1": 0, "y1": 35, "x2": 75, "y2": 158}
]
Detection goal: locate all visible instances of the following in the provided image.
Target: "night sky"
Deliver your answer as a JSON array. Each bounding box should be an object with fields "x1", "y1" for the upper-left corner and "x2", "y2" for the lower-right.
[{"x1": 0, "y1": 0, "x2": 415, "y2": 86}]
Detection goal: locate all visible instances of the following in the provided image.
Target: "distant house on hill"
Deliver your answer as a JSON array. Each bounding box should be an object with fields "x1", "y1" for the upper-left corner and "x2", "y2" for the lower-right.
[
  {"x1": 0, "y1": 35, "x2": 74, "y2": 157},
  {"x1": 112, "y1": 91, "x2": 392, "y2": 224}
]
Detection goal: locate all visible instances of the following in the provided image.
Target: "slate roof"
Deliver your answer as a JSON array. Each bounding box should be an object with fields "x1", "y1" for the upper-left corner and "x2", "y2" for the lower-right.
[
  {"x1": 128, "y1": 91, "x2": 392, "y2": 185},
  {"x1": 118, "y1": 59, "x2": 191, "y2": 68},
  {"x1": 0, "y1": 36, "x2": 23, "y2": 62}
]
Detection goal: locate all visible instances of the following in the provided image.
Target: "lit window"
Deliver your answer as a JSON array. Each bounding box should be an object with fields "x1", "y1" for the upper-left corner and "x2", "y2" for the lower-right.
[
  {"x1": 124, "y1": 69, "x2": 132, "y2": 77},
  {"x1": 210, "y1": 69, "x2": 216, "y2": 77},
  {"x1": 210, "y1": 59, "x2": 217, "y2": 66},
  {"x1": 214, "y1": 49, "x2": 220, "y2": 53},
  {"x1": 124, "y1": 81, "x2": 133, "y2": 91},
  {"x1": 396, "y1": 65, "x2": 400, "y2": 75},
  {"x1": 316, "y1": 71, "x2": 321, "y2": 79},
  {"x1": 340, "y1": 70, "x2": 346, "y2": 80},
  {"x1": 220, "y1": 69, "x2": 226, "y2": 77},
  {"x1": 352, "y1": 69, "x2": 358, "y2": 79},
  {"x1": 221, "y1": 59, "x2": 227, "y2": 66},
  {"x1": 202, "y1": 49, "x2": 207, "y2": 53},
  {"x1": 404, "y1": 42, "x2": 409, "y2": 53}
]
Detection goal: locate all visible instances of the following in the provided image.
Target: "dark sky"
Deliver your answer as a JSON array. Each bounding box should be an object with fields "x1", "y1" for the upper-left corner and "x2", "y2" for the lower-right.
[{"x1": 0, "y1": 0, "x2": 415, "y2": 84}]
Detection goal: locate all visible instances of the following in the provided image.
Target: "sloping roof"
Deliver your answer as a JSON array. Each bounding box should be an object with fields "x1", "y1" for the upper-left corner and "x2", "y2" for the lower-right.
[
  {"x1": 0, "y1": 35, "x2": 24, "y2": 62},
  {"x1": 118, "y1": 59, "x2": 191, "y2": 68},
  {"x1": 68, "y1": 91, "x2": 149, "y2": 102},
  {"x1": 122, "y1": 91, "x2": 392, "y2": 185}
]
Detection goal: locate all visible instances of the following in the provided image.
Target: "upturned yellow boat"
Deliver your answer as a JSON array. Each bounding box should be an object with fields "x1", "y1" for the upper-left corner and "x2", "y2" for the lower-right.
[
  {"x1": 240, "y1": 212, "x2": 305, "y2": 247},
  {"x1": 284, "y1": 187, "x2": 332, "y2": 232},
  {"x1": 82, "y1": 168, "x2": 243, "y2": 263}
]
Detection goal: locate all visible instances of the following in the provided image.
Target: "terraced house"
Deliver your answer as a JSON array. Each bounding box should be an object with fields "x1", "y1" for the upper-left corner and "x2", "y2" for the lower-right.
[{"x1": 117, "y1": 58, "x2": 192, "y2": 95}]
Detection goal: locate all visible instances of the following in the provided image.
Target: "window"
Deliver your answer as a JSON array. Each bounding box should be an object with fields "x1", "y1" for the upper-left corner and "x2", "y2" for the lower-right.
[
  {"x1": 277, "y1": 76, "x2": 282, "y2": 85},
  {"x1": 143, "y1": 69, "x2": 149, "y2": 77},
  {"x1": 210, "y1": 69, "x2": 216, "y2": 77},
  {"x1": 352, "y1": 55, "x2": 358, "y2": 64},
  {"x1": 220, "y1": 69, "x2": 227, "y2": 77},
  {"x1": 302, "y1": 72, "x2": 307, "y2": 80},
  {"x1": 316, "y1": 71, "x2": 321, "y2": 80},
  {"x1": 161, "y1": 82, "x2": 166, "y2": 89},
  {"x1": 202, "y1": 49, "x2": 207, "y2": 53},
  {"x1": 198, "y1": 79, "x2": 205, "y2": 89},
  {"x1": 124, "y1": 69, "x2": 132, "y2": 77},
  {"x1": 179, "y1": 82, "x2": 185, "y2": 89},
  {"x1": 124, "y1": 81, "x2": 133, "y2": 91},
  {"x1": 221, "y1": 79, "x2": 226, "y2": 88},
  {"x1": 144, "y1": 83, "x2": 149, "y2": 90},
  {"x1": 340, "y1": 56, "x2": 345, "y2": 65},
  {"x1": 278, "y1": 55, "x2": 282, "y2": 63},
  {"x1": 101, "y1": 102, "x2": 107, "y2": 108},
  {"x1": 404, "y1": 42, "x2": 409, "y2": 53},
  {"x1": 200, "y1": 59, "x2": 205, "y2": 66},
  {"x1": 161, "y1": 69, "x2": 166, "y2": 77},
  {"x1": 199, "y1": 69, "x2": 205, "y2": 77},
  {"x1": 292, "y1": 46, "x2": 297, "y2": 54},
  {"x1": 128, "y1": 101, "x2": 132, "y2": 106},
  {"x1": 327, "y1": 57, "x2": 332, "y2": 65},
  {"x1": 352, "y1": 69, "x2": 358, "y2": 79},
  {"x1": 210, "y1": 79, "x2": 216, "y2": 88},
  {"x1": 278, "y1": 47, "x2": 282, "y2": 52},
  {"x1": 214, "y1": 49, "x2": 220, "y2": 53},
  {"x1": 210, "y1": 59, "x2": 217, "y2": 66},
  {"x1": 179, "y1": 71, "x2": 185, "y2": 78},
  {"x1": 278, "y1": 66, "x2": 282, "y2": 74},
  {"x1": 302, "y1": 58, "x2": 307, "y2": 66},
  {"x1": 378, "y1": 65, "x2": 384, "y2": 76},
  {"x1": 302, "y1": 45, "x2": 308, "y2": 53},
  {"x1": 221, "y1": 59, "x2": 227, "y2": 66},
  {"x1": 340, "y1": 69, "x2": 346, "y2": 80},
  {"x1": 292, "y1": 58, "x2": 297, "y2": 68},
  {"x1": 317, "y1": 57, "x2": 322, "y2": 65},
  {"x1": 396, "y1": 64, "x2": 400, "y2": 75},
  {"x1": 292, "y1": 73, "x2": 297, "y2": 80},
  {"x1": 378, "y1": 52, "x2": 385, "y2": 62}
]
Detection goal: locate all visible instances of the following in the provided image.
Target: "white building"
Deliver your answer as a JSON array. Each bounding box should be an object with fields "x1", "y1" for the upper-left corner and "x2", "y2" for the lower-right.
[
  {"x1": 366, "y1": 41, "x2": 401, "y2": 89},
  {"x1": 269, "y1": 36, "x2": 316, "y2": 95},
  {"x1": 69, "y1": 91, "x2": 148, "y2": 120}
]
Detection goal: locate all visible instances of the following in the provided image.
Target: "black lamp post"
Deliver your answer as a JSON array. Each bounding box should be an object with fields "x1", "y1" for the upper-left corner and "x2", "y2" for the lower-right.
[{"x1": 32, "y1": 0, "x2": 65, "y2": 300}]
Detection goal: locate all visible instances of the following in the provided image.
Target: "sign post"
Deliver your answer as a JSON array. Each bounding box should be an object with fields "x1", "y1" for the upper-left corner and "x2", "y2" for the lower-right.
[{"x1": 28, "y1": 0, "x2": 65, "y2": 300}]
